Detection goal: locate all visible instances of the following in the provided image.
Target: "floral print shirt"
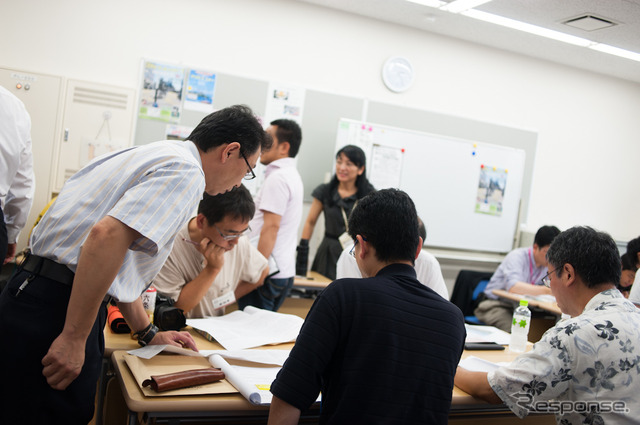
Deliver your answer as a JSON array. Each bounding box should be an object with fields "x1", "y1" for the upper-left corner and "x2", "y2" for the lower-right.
[{"x1": 488, "y1": 289, "x2": 640, "y2": 425}]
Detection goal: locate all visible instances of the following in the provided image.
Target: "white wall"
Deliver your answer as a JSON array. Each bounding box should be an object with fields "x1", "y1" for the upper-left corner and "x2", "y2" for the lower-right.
[{"x1": 1, "y1": 0, "x2": 639, "y2": 243}]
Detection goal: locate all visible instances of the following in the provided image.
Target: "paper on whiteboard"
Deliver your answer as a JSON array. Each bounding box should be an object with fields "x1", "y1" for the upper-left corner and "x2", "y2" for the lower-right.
[
  {"x1": 187, "y1": 306, "x2": 304, "y2": 350},
  {"x1": 368, "y1": 143, "x2": 403, "y2": 189}
]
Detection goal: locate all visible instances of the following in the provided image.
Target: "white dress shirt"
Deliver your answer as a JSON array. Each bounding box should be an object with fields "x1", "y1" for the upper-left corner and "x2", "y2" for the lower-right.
[{"x1": 0, "y1": 86, "x2": 35, "y2": 243}]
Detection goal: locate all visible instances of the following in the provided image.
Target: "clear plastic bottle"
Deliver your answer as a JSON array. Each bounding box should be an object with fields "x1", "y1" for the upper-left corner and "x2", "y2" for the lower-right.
[{"x1": 509, "y1": 299, "x2": 531, "y2": 353}]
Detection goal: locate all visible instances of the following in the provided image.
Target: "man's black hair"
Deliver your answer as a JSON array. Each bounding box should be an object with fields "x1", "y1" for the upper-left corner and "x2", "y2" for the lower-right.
[
  {"x1": 627, "y1": 236, "x2": 640, "y2": 268},
  {"x1": 197, "y1": 185, "x2": 255, "y2": 225},
  {"x1": 188, "y1": 104, "x2": 272, "y2": 155},
  {"x1": 534, "y1": 225, "x2": 561, "y2": 247},
  {"x1": 347, "y1": 188, "x2": 419, "y2": 265},
  {"x1": 546, "y1": 226, "x2": 621, "y2": 289},
  {"x1": 270, "y1": 119, "x2": 302, "y2": 158}
]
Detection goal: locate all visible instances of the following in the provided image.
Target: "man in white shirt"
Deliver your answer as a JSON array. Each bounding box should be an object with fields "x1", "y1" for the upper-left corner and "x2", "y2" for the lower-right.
[
  {"x1": 153, "y1": 185, "x2": 269, "y2": 318},
  {"x1": 238, "y1": 119, "x2": 303, "y2": 311},
  {"x1": 336, "y1": 217, "x2": 449, "y2": 299},
  {"x1": 0, "y1": 86, "x2": 35, "y2": 265}
]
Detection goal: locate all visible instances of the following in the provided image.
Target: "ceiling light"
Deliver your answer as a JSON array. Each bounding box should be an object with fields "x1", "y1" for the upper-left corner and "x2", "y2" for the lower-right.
[
  {"x1": 462, "y1": 9, "x2": 592, "y2": 47},
  {"x1": 405, "y1": 0, "x2": 444, "y2": 8},
  {"x1": 589, "y1": 43, "x2": 640, "y2": 62},
  {"x1": 441, "y1": 0, "x2": 493, "y2": 14}
]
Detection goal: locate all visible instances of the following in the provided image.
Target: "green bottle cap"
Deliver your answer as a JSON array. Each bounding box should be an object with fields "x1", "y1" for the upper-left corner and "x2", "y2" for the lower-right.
[{"x1": 519, "y1": 299, "x2": 529, "y2": 307}]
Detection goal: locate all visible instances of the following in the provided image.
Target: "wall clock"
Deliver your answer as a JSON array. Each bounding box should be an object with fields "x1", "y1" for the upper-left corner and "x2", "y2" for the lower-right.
[{"x1": 381, "y1": 56, "x2": 414, "y2": 93}]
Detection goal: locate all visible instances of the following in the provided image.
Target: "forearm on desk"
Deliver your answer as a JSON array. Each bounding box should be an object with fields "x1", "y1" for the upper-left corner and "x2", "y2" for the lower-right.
[
  {"x1": 454, "y1": 367, "x2": 502, "y2": 404},
  {"x1": 508, "y1": 282, "x2": 552, "y2": 296}
]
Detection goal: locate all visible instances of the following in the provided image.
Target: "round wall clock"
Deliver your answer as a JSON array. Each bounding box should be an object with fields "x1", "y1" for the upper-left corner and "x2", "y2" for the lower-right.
[{"x1": 381, "y1": 56, "x2": 415, "y2": 93}]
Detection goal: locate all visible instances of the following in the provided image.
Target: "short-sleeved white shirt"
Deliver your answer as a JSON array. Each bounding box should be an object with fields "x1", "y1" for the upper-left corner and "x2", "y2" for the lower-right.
[
  {"x1": 336, "y1": 243, "x2": 449, "y2": 299},
  {"x1": 153, "y1": 225, "x2": 268, "y2": 318},
  {"x1": 249, "y1": 157, "x2": 303, "y2": 279}
]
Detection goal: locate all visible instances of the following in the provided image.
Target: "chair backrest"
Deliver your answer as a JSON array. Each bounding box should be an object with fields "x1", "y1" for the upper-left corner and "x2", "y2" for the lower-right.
[{"x1": 450, "y1": 270, "x2": 494, "y2": 316}]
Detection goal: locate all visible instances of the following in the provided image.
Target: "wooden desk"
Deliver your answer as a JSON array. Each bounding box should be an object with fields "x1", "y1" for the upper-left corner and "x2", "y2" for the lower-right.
[
  {"x1": 293, "y1": 271, "x2": 331, "y2": 290},
  {"x1": 109, "y1": 342, "x2": 554, "y2": 424},
  {"x1": 491, "y1": 289, "x2": 562, "y2": 316},
  {"x1": 98, "y1": 297, "x2": 315, "y2": 424}
]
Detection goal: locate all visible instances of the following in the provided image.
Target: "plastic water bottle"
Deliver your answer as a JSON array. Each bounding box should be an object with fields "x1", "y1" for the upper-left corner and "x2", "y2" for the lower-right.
[{"x1": 509, "y1": 299, "x2": 531, "y2": 353}]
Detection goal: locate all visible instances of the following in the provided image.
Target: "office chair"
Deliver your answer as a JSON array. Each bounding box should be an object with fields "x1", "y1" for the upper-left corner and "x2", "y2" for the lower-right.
[{"x1": 450, "y1": 270, "x2": 493, "y2": 325}]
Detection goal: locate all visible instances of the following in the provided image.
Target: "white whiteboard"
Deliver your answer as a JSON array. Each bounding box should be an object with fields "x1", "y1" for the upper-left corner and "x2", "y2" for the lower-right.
[{"x1": 335, "y1": 119, "x2": 526, "y2": 253}]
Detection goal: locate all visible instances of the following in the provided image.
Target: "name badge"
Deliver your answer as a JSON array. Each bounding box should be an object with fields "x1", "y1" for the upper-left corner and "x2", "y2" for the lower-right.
[{"x1": 212, "y1": 291, "x2": 236, "y2": 310}]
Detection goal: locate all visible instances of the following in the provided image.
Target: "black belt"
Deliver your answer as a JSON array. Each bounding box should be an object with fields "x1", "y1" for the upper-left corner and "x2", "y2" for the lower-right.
[
  {"x1": 21, "y1": 253, "x2": 75, "y2": 286},
  {"x1": 20, "y1": 253, "x2": 112, "y2": 303}
]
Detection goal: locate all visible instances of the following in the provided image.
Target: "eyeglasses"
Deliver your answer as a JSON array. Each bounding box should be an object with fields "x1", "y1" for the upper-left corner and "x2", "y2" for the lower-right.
[
  {"x1": 240, "y1": 150, "x2": 256, "y2": 181},
  {"x1": 541, "y1": 266, "x2": 563, "y2": 287},
  {"x1": 214, "y1": 223, "x2": 251, "y2": 241},
  {"x1": 349, "y1": 237, "x2": 367, "y2": 258}
]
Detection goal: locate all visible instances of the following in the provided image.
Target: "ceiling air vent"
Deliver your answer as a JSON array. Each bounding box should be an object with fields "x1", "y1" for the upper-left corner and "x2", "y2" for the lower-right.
[{"x1": 562, "y1": 15, "x2": 617, "y2": 31}]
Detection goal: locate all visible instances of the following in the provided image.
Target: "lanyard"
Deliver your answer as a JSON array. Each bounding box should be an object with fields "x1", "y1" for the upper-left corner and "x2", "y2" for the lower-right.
[{"x1": 528, "y1": 248, "x2": 535, "y2": 284}]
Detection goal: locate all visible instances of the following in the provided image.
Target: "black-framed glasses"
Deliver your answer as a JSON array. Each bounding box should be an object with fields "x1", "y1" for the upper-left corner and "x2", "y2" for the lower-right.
[
  {"x1": 214, "y1": 223, "x2": 251, "y2": 241},
  {"x1": 349, "y1": 237, "x2": 367, "y2": 258},
  {"x1": 542, "y1": 266, "x2": 563, "y2": 287},
  {"x1": 240, "y1": 150, "x2": 256, "y2": 181}
]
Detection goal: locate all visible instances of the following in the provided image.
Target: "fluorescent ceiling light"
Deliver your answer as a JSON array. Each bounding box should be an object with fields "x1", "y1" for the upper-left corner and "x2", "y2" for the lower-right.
[
  {"x1": 441, "y1": 0, "x2": 493, "y2": 14},
  {"x1": 589, "y1": 43, "x2": 640, "y2": 62},
  {"x1": 405, "y1": 0, "x2": 444, "y2": 7},
  {"x1": 462, "y1": 9, "x2": 592, "y2": 47}
]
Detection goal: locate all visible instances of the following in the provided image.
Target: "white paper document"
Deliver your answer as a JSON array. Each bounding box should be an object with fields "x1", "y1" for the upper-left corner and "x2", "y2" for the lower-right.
[
  {"x1": 209, "y1": 353, "x2": 281, "y2": 405},
  {"x1": 464, "y1": 324, "x2": 511, "y2": 345},
  {"x1": 186, "y1": 306, "x2": 305, "y2": 350},
  {"x1": 127, "y1": 344, "x2": 205, "y2": 359},
  {"x1": 459, "y1": 356, "x2": 511, "y2": 373}
]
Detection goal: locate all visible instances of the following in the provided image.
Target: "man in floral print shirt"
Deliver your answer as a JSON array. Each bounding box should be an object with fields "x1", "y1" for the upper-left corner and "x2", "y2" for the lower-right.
[{"x1": 455, "y1": 226, "x2": 640, "y2": 425}]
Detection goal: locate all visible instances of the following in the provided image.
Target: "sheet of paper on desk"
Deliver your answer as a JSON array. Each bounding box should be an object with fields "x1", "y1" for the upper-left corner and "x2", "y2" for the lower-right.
[
  {"x1": 187, "y1": 306, "x2": 304, "y2": 350},
  {"x1": 464, "y1": 324, "x2": 510, "y2": 345},
  {"x1": 209, "y1": 353, "x2": 280, "y2": 405},
  {"x1": 128, "y1": 344, "x2": 205, "y2": 359},
  {"x1": 209, "y1": 352, "x2": 321, "y2": 406},
  {"x1": 200, "y1": 349, "x2": 291, "y2": 366},
  {"x1": 459, "y1": 356, "x2": 510, "y2": 373}
]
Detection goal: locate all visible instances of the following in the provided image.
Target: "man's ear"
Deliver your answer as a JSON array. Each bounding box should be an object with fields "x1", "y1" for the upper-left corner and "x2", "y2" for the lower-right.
[
  {"x1": 279, "y1": 141, "x2": 290, "y2": 156},
  {"x1": 356, "y1": 235, "x2": 368, "y2": 260},
  {"x1": 195, "y1": 214, "x2": 206, "y2": 230},
  {"x1": 221, "y1": 142, "x2": 241, "y2": 163},
  {"x1": 564, "y1": 263, "x2": 577, "y2": 287},
  {"x1": 415, "y1": 236, "x2": 423, "y2": 261}
]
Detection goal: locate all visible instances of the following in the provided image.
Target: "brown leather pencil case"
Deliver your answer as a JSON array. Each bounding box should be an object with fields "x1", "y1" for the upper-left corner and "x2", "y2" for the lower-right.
[{"x1": 142, "y1": 368, "x2": 225, "y2": 392}]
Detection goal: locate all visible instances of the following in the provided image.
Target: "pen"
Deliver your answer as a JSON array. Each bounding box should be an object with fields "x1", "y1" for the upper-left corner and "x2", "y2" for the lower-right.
[{"x1": 182, "y1": 237, "x2": 200, "y2": 247}]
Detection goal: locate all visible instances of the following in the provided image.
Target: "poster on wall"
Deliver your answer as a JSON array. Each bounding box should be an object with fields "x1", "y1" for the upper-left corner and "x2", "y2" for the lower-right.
[
  {"x1": 184, "y1": 70, "x2": 216, "y2": 113},
  {"x1": 264, "y1": 82, "x2": 305, "y2": 125},
  {"x1": 475, "y1": 164, "x2": 508, "y2": 216},
  {"x1": 139, "y1": 61, "x2": 185, "y2": 122}
]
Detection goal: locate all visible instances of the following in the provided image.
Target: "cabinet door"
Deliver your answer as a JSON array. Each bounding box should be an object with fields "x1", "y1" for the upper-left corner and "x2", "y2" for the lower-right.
[
  {"x1": 0, "y1": 68, "x2": 63, "y2": 251},
  {"x1": 53, "y1": 80, "x2": 136, "y2": 192}
]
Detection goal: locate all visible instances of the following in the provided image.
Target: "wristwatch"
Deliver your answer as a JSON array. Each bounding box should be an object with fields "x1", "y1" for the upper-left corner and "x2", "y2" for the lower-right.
[{"x1": 134, "y1": 323, "x2": 159, "y2": 346}]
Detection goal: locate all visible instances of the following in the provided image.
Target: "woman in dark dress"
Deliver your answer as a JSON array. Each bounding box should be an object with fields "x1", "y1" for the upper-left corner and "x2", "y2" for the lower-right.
[{"x1": 296, "y1": 145, "x2": 375, "y2": 280}]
